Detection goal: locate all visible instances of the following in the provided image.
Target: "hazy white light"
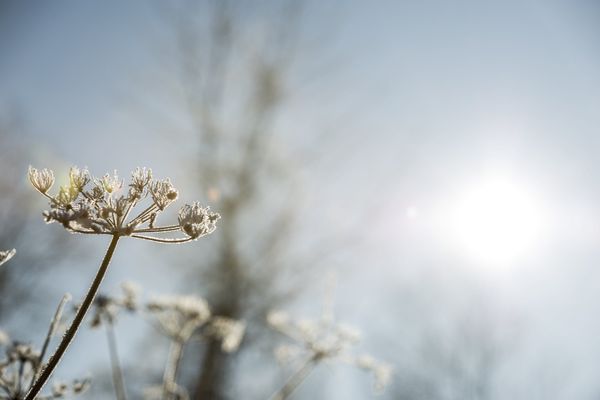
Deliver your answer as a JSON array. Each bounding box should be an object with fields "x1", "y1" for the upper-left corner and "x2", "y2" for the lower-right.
[
  {"x1": 406, "y1": 206, "x2": 418, "y2": 219},
  {"x1": 451, "y1": 178, "x2": 542, "y2": 265}
]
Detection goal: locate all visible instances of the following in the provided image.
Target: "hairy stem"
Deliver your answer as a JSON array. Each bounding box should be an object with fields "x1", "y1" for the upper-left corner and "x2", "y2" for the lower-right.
[
  {"x1": 25, "y1": 234, "x2": 120, "y2": 400},
  {"x1": 270, "y1": 356, "x2": 317, "y2": 400},
  {"x1": 105, "y1": 321, "x2": 127, "y2": 400}
]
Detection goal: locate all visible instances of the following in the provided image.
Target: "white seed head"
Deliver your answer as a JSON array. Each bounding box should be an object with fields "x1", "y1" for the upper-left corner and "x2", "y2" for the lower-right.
[
  {"x1": 100, "y1": 171, "x2": 123, "y2": 194},
  {"x1": 274, "y1": 344, "x2": 301, "y2": 365},
  {"x1": 150, "y1": 178, "x2": 178, "y2": 210},
  {"x1": 208, "y1": 317, "x2": 246, "y2": 353},
  {"x1": 130, "y1": 167, "x2": 152, "y2": 196},
  {"x1": 51, "y1": 381, "x2": 68, "y2": 397},
  {"x1": 356, "y1": 354, "x2": 393, "y2": 393},
  {"x1": 0, "y1": 249, "x2": 16, "y2": 267},
  {"x1": 267, "y1": 310, "x2": 290, "y2": 329},
  {"x1": 69, "y1": 166, "x2": 90, "y2": 191},
  {"x1": 147, "y1": 295, "x2": 211, "y2": 323},
  {"x1": 178, "y1": 202, "x2": 220, "y2": 239},
  {"x1": 336, "y1": 324, "x2": 361, "y2": 343},
  {"x1": 28, "y1": 166, "x2": 55, "y2": 194}
]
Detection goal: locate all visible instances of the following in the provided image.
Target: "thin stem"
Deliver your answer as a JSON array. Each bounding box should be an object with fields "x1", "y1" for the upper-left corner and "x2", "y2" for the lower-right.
[
  {"x1": 34, "y1": 294, "x2": 71, "y2": 382},
  {"x1": 132, "y1": 225, "x2": 180, "y2": 233},
  {"x1": 269, "y1": 356, "x2": 318, "y2": 400},
  {"x1": 162, "y1": 339, "x2": 185, "y2": 400},
  {"x1": 130, "y1": 234, "x2": 192, "y2": 244},
  {"x1": 24, "y1": 234, "x2": 121, "y2": 400},
  {"x1": 105, "y1": 321, "x2": 127, "y2": 400}
]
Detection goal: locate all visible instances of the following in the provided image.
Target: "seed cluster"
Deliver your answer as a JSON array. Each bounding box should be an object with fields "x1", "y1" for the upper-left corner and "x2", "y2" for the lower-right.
[
  {"x1": 28, "y1": 166, "x2": 220, "y2": 243},
  {"x1": 267, "y1": 309, "x2": 392, "y2": 393}
]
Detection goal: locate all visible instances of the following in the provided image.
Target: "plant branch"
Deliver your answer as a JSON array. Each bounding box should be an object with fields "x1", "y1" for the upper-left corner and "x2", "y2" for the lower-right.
[
  {"x1": 24, "y1": 234, "x2": 121, "y2": 400},
  {"x1": 269, "y1": 355, "x2": 318, "y2": 400},
  {"x1": 105, "y1": 321, "x2": 127, "y2": 400}
]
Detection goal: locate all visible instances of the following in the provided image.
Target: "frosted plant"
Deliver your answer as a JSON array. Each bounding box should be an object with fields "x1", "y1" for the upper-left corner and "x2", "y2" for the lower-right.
[
  {"x1": 0, "y1": 295, "x2": 90, "y2": 400},
  {"x1": 267, "y1": 306, "x2": 392, "y2": 399},
  {"x1": 25, "y1": 166, "x2": 220, "y2": 400},
  {"x1": 205, "y1": 317, "x2": 246, "y2": 353},
  {"x1": 88, "y1": 282, "x2": 141, "y2": 400},
  {"x1": 0, "y1": 249, "x2": 15, "y2": 268},
  {"x1": 145, "y1": 295, "x2": 245, "y2": 400},
  {"x1": 28, "y1": 166, "x2": 219, "y2": 242}
]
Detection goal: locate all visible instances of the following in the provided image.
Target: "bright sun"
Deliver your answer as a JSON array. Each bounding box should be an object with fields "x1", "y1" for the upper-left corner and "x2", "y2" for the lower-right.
[{"x1": 451, "y1": 177, "x2": 543, "y2": 265}]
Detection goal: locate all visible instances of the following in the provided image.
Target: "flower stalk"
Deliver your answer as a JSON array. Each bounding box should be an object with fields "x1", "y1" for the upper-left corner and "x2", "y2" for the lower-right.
[{"x1": 24, "y1": 234, "x2": 120, "y2": 400}]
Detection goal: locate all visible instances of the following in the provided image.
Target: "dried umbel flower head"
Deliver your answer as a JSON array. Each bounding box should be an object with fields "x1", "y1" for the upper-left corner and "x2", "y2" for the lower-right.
[
  {"x1": 267, "y1": 307, "x2": 392, "y2": 393},
  {"x1": 146, "y1": 295, "x2": 212, "y2": 341},
  {"x1": 206, "y1": 317, "x2": 246, "y2": 353},
  {"x1": 29, "y1": 166, "x2": 220, "y2": 243},
  {"x1": 355, "y1": 354, "x2": 393, "y2": 394},
  {"x1": 0, "y1": 248, "x2": 15, "y2": 267},
  {"x1": 89, "y1": 282, "x2": 141, "y2": 328},
  {"x1": 51, "y1": 378, "x2": 91, "y2": 398},
  {"x1": 0, "y1": 335, "x2": 89, "y2": 400},
  {"x1": 178, "y1": 202, "x2": 220, "y2": 239}
]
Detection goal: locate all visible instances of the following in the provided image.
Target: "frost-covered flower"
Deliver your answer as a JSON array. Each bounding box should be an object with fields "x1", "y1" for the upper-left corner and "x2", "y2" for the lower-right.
[
  {"x1": 355, "y1": 355, "x2": 393, "y2": 393},
  {"x1": 207, "y1": 317, "x2": 246, "y2": 353},
  {"x1": 89, "y1": 282, "x2": 141, "y2": 328},
  {"x1": 178, "y1": 202, "x2": 220, "y2": 239},
  {"x1": 150, "y1": 178, "x2": 178, "y2": 210},
  {"x1": 268, "y1": 304, "x2": 392, "y2": 393},
  {"x1": 29, "y1": 166, "x2": 219, "y2": 243},
  {"x1": 69, "y1": 166, "x2": 90, "y2": 192},
  {"x1": 28, "y1": 166, "x2": 55, "y2": 194},
  {"x1": 0, "y1": 249, "x2": 16, "y2": 267},
  {"x1": 129, "y1": 167, "x2": 152, "y2": 198}
]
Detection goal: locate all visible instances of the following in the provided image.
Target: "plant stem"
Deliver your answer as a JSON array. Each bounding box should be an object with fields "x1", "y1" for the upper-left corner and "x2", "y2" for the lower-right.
[
  {"x1": 25, "y1": 234, "x2": 120, "y2": 400},
  {"x1": 270, "y1": 356, "x2": 317, "y2": 400},
  {"x1": 105, "y1": 321, "x2": 127, "y2": 400},
  {"x1": 162, "y1": 339, "x2": 185, "y2": 400}
]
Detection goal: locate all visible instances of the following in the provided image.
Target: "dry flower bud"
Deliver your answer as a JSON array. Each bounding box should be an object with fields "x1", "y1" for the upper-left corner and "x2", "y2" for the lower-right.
[
  {"x1": 69, "y1": 166, "x2": 90, "y2": 191},
  {"x1": 208, "y1": 317, "x2": 246, "y2": 353},
  {"x1": 178, "y1": 203, "x2": 220, "y2": 239},
  {"x1": 28, "y1": 166, "x2": 55, "y2": 194},
  {"x1": 150, "y1": 178, "x2": 178, "y2": 210}
]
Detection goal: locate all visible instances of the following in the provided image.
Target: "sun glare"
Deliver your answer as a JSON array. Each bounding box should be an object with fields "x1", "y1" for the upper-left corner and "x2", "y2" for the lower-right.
[{"x1": 451, "y1": 177, "x2": 543, "y2": 265}]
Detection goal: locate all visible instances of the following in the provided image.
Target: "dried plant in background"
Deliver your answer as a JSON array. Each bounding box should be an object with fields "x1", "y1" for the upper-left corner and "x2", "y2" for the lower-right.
[
  {"x1": 144, "y1": 294, "x2": 245, "y2": 400},
  {"x1": 267, "y1": 305, "x2": 392, "y2": 400},
  {"x1": 0, "y1": 295, "x2": 91, "y2": 400},
  {"x1": 25, "y1": 166, "x2": 220, "y2": 400},
  {"x1": 88, "y1": 282, "x2": 141, "y2": 400},
  {"x1": 0, "y1": 250, "x2": 15, "y2": 268}
]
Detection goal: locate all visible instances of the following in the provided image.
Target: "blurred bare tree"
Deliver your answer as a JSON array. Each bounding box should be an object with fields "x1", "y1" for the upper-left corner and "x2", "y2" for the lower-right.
[{"x1": 146, "y1": 1, "x2": 327, "y2": 398}]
